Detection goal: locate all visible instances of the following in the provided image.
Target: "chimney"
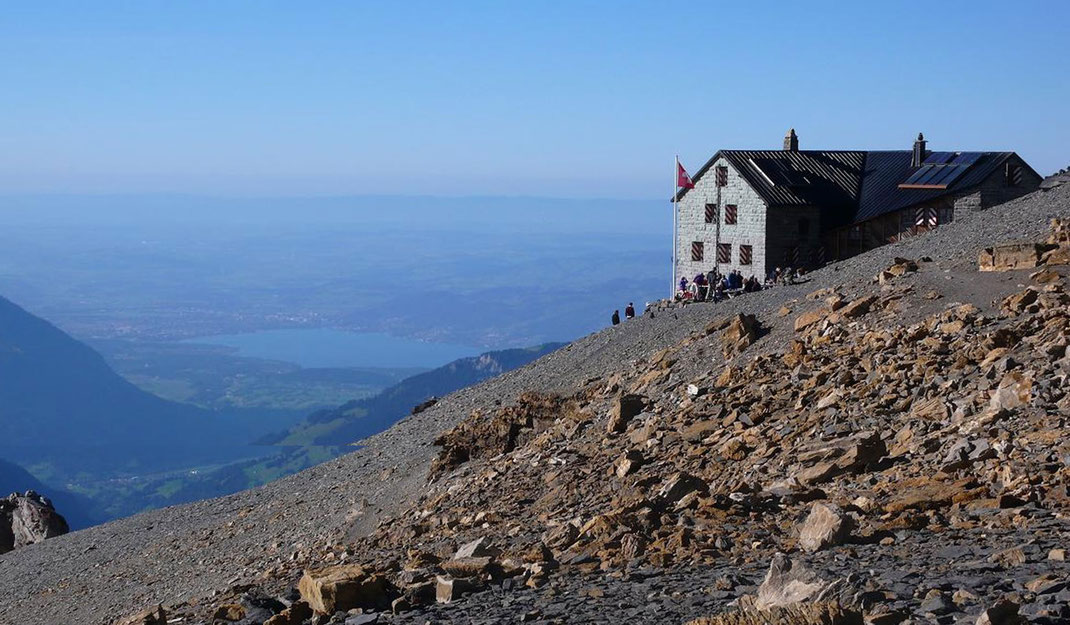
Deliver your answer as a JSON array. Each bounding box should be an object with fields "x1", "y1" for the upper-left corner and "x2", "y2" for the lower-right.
[
  {"x1": 783, "y1": 128, "x2": 799, "y2": 152},
  {"x1": 912, "y1": 132, "x2": 927, "y2": 167}
]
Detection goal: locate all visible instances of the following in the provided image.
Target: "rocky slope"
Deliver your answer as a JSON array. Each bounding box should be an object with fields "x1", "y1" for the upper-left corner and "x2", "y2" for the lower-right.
[{"x1": 0, "y1": 185, "x2": 1069, "y2": 625}]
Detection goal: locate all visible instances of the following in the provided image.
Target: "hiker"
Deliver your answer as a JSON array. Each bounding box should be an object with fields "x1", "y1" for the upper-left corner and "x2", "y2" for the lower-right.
[
  {"x1": 729, "y1": 270, "x2": 742, "y2": 290},
  {"x1": 625, "y1": 303, "x2": 635, "y2": 319},
  {"x1": 611, "y1": 310, "x2": 620, "y2": 325},
  {"x1": 692, "y1": 272, "x2": 707, "y2": 300},
  {"x1": 678, "y1": 276, "x2": 689, "y2": 299}
]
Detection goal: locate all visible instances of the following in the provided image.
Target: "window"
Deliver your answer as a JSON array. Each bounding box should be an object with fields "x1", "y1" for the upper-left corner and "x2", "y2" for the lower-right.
[
  {"x1": 740, "y1": 245, "x2": 753, "y2": 265},
  {"x1": 785, "y1": 246, "x2": 800, "y2": 266},
  {"x1": 848, "y1": 225, "x2": 861, "y2": 240},
  {"x1": 691, "y1": 241, "x2": 704, "y2": 261},
  {"x1": 915, "y1": 207, "x2": 937, "y2": 228},
  {"x1": 938, "y1": 207, "x2": 954, "y2": 225},
  {"x1": 724, "y1": 204, "x2": 738, "y2": 225},
  {"x1": 717, "y1": 243, "x2": 732, "y2": 264},
  {"x1": 715, "y1": 166, "x2": 728, "y2": 187},
  {"x1": 1005, "y1": 162, "x2": 1022, "y2": 187},
  {"x1": 704, "y1": 203, "x2": 716, "y2": 223},
  {"x1": 798, "y1": 218, "x2": 810, "y2": 237}
]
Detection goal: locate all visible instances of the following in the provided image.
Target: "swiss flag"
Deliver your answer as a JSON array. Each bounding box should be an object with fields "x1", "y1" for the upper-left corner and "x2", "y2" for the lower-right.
[{"x1": 677, "y1": 162, "x2": 694, "y2": 190}]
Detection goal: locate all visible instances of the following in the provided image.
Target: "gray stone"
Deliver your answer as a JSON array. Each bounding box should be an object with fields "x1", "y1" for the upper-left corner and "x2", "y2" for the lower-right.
[{"x1": 797, "y1": 503, "x2": 853, "y2": 553}]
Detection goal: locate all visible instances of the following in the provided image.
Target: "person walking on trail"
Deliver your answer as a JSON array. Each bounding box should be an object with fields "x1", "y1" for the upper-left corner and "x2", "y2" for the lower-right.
[
  {"x1": 625, "y1": 303, "x2": 635, "y2": 320},
  {"x1": 611, "y1": 310, "x2": 621, "y2": 326}
]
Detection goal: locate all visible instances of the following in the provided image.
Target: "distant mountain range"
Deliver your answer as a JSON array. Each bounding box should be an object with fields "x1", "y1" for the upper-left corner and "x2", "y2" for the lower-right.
[{"x1": 261, "y1": 343, "x2": 564, "y2": 447}]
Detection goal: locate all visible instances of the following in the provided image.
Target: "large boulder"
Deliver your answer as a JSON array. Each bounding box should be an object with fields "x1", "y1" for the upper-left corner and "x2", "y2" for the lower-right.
[
  {"x1": 978, "y1": 243, "x2": 1054, "y2": 272},
  {"x1": 686, "y1": 603, "x2": 862, "y2": 625},
  {"x1": 797, "y1": 503, "x2": 853, "y2": 553},
  {"x1": 298, "y1": 564, "x2": 390, "y2": 614},
  {"x1": 755, "y1": 554, "x2": 842, "y2": 610},
  {"x1": 606, "y1": 394, "x2": 646, "y2": 433},
  {"x1": 0, "y1": 491, "x2": 69, "y2": 554},
  {"x1": 435, "y1": 575, "x2": 479, "y2": 603},
  {"x1": 453, "y1": 537, "x2": 493, "y2": 559},
  {"x1": 975, "y1": 599, "x2": 1025, "y2": 625},
  {"x1": 722, "y1": 313, "x2": 759, "y2": 357},
  {"x1": 839, "y1": 295, "x2": 876, "y2": 319}
]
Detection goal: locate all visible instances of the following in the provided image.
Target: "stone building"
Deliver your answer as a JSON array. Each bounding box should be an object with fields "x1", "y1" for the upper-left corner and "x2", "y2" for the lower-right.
[{"x1": 674, "y1": 130, "x2": 1041, "y2": 282}]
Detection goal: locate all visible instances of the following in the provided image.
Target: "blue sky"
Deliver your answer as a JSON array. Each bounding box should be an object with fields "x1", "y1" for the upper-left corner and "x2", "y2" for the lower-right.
[{"x1": 0, "y1": 1, "x2": 1067, "y2": 198}]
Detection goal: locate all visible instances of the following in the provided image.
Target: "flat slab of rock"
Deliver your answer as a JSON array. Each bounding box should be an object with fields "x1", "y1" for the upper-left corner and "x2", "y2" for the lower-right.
[{"x1": 298, "y1": 564, "x2": 389, "y2": 614}]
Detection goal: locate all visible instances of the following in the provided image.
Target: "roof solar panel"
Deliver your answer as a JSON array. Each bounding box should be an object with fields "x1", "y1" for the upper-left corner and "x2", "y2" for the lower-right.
[
  {"x1": 924, "y1": 152, "x2": 957, "y2": 165},
  {"x1": 938, "y1": 165, "x2": 970, "y2": 187},
  {"x1": 928, "y1": 166, "x2": 961, "y2": 186},
  {"x1": 901, "y1": 152, "x2": 985, "y2": 189},
  {"x1": 902, "y1": 166, "x2": 933, "y2": 186},
  {"x1": 907, "y1": 165, "x2": 945, "y2": 186}
]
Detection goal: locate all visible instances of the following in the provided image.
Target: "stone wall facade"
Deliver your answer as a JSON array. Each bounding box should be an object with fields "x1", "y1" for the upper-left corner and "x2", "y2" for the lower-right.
[
  {"x1": 963, "y1": 153, "x2": 1042, "y2": 210},
  {"x1": 675, "y1": 157, "x2": 769, "y2": 283}
]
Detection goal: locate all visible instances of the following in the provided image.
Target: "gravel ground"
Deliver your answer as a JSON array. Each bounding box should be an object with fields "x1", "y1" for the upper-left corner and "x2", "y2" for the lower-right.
[
  {"x1": 384, "y1": 519, "x2": 1070, "y2": 625},
  {"x1": 0, "y1": 185, "x2": 1067, "y2": 625}
]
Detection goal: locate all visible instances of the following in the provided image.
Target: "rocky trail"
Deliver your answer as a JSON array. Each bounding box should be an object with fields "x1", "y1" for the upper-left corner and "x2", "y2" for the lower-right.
[{"x1": 1, "y1": 184, "x2": 1069, "y2": 625}]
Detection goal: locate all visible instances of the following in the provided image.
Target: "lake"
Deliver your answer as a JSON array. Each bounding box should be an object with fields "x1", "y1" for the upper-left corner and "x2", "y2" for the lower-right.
[{"x1": 187, "y1": 328, "x2": 480, "y2": 369}]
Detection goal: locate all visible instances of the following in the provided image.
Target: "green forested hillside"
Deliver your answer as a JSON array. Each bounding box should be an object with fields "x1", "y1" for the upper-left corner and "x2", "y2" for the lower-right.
[
  {"x1": 87, "y1": 343, "x2": 563, "y2": 520},
  {"x1": 264, "y1": 343, "x2": 564, "y2": 446},
  {"x1": 0, "y1": 457, "x2": 97, "y2": 529}
]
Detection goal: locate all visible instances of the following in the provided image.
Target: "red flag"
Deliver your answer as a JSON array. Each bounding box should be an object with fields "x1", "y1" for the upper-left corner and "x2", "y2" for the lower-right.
[{"x1": 677, "y1": 161, "x2": 694, "y2": 190}]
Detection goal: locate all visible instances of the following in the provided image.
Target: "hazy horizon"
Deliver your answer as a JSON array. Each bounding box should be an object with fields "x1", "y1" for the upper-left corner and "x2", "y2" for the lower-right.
[{"x1": 2, "y1": 1, "x2": 1067, "y2": 198}]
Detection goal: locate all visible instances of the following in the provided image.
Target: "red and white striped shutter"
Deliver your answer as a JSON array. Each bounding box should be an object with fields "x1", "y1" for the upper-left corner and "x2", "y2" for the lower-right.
[
  {"x1": 915, "y1": 207, "x2": 937, "y2": 227},
  {"x1": 739, "y1": 245, "x2": 752, "y2": 265}
]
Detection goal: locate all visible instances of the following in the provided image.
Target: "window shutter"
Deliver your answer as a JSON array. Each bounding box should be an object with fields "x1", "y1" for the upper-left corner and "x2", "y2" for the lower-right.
[
  {"x1": 704, "y1": 203, "x2": 716, "y2": 223},
  {"x1": 691, "y1": 241, "x2": 704, "y2": 261},
  {"x1": 717, "y1": 243, "x2": 731, "y2": 264},
  {"x1": 740, "y1": 245, "x2": 752, "y2": 265},
  {"x1": 785, "y1": 247, "x2": 800, "y2": 266},
  {"x1": 724, "y1": 205, "x2": 738, "y2": 225}
]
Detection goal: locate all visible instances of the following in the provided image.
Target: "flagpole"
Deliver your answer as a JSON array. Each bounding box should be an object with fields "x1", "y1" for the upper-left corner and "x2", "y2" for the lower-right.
[{"x1": 672, "y1": 155, "x2": 678, "y2": 299}]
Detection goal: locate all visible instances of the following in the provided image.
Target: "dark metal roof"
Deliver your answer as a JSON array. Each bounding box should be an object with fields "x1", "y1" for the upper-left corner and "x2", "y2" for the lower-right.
[
  {"x1": 722, "y1": 150, "x2": 865, "y2": 211},
  {"x1": 853, "y1": 151, "x2": 1014, "y2": 225},
  {"x1": 675, "y1": 147, "x2": 1034, "y2": 229}
]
